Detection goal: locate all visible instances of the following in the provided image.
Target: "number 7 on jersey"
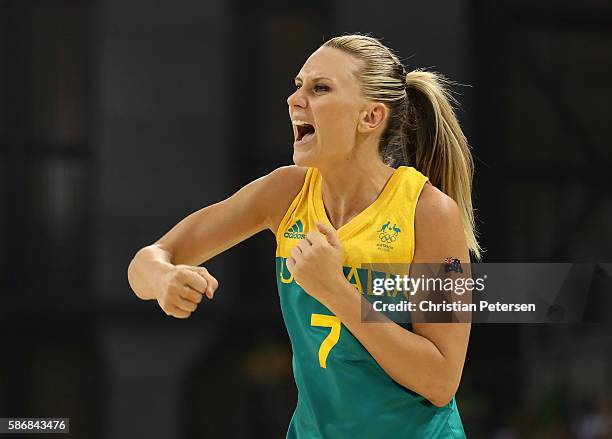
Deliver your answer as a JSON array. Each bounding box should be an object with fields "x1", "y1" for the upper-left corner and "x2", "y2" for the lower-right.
[{"x1": 310, "y1": 313, "x2": 341, "y2": 368}]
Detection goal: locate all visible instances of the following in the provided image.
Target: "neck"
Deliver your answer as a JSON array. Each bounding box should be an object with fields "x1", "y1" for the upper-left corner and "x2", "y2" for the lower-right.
[{"x1": 318, "y1": 159, "x2": 395, "y2": 230}]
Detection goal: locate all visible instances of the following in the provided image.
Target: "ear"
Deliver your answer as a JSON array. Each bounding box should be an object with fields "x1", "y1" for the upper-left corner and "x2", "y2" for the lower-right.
[{"x1": 357, "y1": 102, "x2": 388, "y2": 134}]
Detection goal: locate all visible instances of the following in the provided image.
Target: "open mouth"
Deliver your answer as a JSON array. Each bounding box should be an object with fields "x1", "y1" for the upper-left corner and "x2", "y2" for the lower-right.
[{"x1": 295, "y1": 123, "x2": 316, "y2": 144}]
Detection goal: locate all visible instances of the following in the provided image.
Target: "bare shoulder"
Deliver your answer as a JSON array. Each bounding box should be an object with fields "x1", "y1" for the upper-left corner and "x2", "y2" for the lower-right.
[
  {"x1": 415, "y1": 182, "x2": 461, "y2": 225},
  {"x1": 257, "y1": 165, "x2": 309, "y2": 233},
  {"x1": 414, "y1": 181, "x2": 467, "y2": 262},
  {"x1": 263, "y1": 165, "x2": 308, "y2": 190}
]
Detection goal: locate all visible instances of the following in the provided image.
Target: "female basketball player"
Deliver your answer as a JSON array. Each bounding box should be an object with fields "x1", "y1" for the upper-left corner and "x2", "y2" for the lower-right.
[{"x1": 128, "y1": 34, "x2": 480, "y2": 438}]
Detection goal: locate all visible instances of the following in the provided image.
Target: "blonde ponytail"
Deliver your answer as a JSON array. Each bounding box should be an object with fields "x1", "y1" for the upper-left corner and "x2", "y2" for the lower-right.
[{"x1": 404, "y1": 69, "x2": 482, "y2": 259}]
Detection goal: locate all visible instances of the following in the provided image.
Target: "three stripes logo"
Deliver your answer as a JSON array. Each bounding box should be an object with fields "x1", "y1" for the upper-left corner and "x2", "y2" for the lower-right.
[{"x1": 284, "y1": 219, "x2": 306, "y2": 239}]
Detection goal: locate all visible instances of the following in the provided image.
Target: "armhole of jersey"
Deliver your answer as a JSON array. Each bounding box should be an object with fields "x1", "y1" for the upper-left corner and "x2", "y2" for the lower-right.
[
  {"x1": 410, "y1": 175, "x2": 430, "y2": 262},
  {"x1": 275, "y1": 167, "x2": 312, "y2": 245}
]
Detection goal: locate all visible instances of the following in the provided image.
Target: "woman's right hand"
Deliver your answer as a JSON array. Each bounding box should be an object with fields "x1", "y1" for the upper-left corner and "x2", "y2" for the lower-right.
[
  {"x1": 156, "y1": 265, "x2": 219, "y2": 319},
  {"x1": 128, "y1": 166, "x2": 308, "y2": 314}
]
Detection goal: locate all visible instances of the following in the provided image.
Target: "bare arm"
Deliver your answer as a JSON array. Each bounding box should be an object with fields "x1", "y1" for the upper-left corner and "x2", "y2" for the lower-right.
[
  {"x1": 127, "y1": 165, "x2": 307, "y2": 308},
  {"x1": 408, "y1": 182, "x2": 471, "y2": 407}
]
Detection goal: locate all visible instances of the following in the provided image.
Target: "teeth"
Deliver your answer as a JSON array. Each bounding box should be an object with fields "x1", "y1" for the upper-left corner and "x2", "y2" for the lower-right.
[{"x1": 292, "y1": 120, "x2": 312, "y2": 127}]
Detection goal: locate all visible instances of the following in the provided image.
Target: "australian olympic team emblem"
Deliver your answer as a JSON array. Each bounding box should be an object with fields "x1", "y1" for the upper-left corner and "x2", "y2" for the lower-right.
[{"x1": 377, "y1": 221, "x2": 401, "y2": 243}]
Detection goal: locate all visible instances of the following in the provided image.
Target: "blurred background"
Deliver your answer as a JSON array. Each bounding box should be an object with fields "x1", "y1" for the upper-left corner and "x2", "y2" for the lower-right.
[{"x1": 1, "y1": 0, "x2": 611, "y2": 437}]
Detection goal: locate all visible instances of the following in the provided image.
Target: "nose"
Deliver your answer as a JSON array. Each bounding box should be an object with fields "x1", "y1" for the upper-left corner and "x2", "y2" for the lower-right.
[{"x1": 287, "y1": 87, "x2": 307, "y2": 108}]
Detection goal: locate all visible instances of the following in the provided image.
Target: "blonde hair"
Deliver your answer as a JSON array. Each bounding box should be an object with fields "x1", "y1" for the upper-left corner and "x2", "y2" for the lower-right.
[{"x1": 323, "y1": 33, "x2": 482, "y2": 260}]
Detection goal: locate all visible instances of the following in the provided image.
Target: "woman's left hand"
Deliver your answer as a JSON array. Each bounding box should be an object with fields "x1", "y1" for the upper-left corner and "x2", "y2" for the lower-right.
[{"x1": 286, "y1": 221, "x2": 346, "y2": 302}]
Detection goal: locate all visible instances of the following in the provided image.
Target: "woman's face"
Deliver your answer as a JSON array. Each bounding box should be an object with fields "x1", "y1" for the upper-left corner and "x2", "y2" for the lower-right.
[{"x1": 287, "y1": 46, "x2": 369, "y2": 168}]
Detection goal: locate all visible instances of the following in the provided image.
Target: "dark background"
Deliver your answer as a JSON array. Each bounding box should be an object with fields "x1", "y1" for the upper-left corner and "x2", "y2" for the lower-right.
[{"x1": 1, "y1": 0, "x2": 611, "y2": 438}]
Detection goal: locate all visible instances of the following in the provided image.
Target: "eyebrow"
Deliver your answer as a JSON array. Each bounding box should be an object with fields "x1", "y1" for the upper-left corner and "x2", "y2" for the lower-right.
[{"x1": 294, "y1": 75, "x2": 333, "y2": 82}]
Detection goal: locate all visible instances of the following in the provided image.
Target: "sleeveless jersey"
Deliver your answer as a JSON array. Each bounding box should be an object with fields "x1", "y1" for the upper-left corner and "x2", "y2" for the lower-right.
[{"x1": 275, "y1": 166, "x2": 467, "y2": 438}]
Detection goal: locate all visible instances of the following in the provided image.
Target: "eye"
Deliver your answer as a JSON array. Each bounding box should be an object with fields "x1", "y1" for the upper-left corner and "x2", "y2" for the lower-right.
[{"x1": 314, "y1": 84, "x2": 329, "y2": 92}]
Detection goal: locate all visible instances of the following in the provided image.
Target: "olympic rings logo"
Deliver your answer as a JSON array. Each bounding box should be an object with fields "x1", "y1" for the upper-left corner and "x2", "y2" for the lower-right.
[
  {"x1": 377, "y1": 221, "x2": 401, "y2": 244},
  {"x1": 378, "y1": 232, "x2": 398, "y2": 243}
]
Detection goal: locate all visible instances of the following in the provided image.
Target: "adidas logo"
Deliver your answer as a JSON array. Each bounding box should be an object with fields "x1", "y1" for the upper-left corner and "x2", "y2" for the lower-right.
[{"x1": 284, "y1": 219, "x2": 305, "y2": 239}]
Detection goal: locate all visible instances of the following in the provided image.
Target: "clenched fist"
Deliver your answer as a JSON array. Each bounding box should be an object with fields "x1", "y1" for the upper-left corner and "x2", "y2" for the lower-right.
[
  {"x1": 286, "y1": 221, "x2": 345, "y2": 302},
  {"x1": 157, "y1": 265, "x2": 219, "y2": 319}
]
